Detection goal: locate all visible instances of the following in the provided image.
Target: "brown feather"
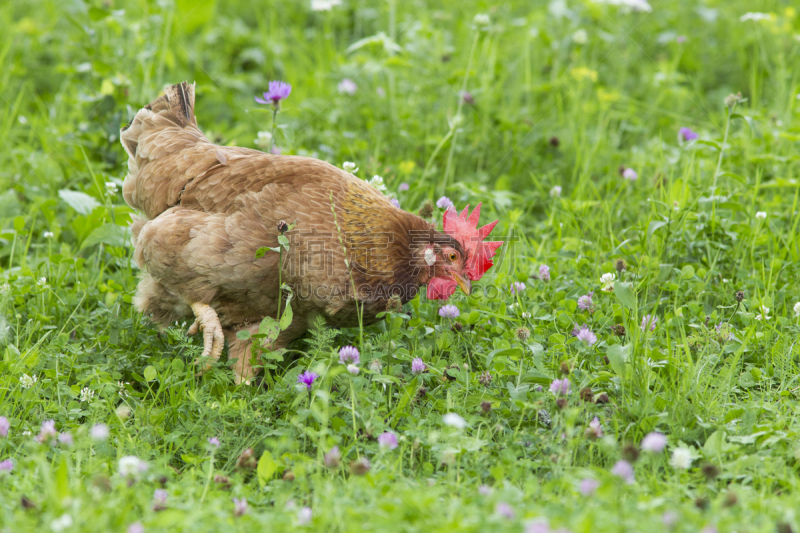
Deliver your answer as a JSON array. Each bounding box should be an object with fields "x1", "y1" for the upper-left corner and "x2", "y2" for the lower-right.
[{"x1": 122, "y1": 82, "x2": 464, "y2": 374}]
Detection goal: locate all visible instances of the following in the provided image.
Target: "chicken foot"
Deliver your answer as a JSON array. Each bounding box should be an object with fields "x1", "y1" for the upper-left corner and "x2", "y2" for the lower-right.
[{"x1": 187, "y1": 302, "x2": 225, "y2": 373}]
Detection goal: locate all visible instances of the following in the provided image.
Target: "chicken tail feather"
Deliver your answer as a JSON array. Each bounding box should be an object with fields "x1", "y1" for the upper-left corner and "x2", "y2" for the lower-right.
[{"x1": 120, "y1": 82, "x2": 208, "y2": 215}]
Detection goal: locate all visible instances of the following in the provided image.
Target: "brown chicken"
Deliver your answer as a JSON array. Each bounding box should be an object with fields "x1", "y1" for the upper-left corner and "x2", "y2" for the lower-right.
[{"x1": 120, "y1": 82, "x2": 502, "y2": 384}]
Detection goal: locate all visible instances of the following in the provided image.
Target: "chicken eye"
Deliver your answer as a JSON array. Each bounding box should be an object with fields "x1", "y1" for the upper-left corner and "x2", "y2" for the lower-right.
[{"x1": 448, "y1": 252, "x2": 457, "y2": 261}]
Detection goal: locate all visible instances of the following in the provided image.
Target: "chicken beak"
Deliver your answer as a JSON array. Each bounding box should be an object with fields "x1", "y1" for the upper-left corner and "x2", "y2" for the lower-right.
[{"x1": 451, "y1": 272, "x2": 471, "y2": 295}]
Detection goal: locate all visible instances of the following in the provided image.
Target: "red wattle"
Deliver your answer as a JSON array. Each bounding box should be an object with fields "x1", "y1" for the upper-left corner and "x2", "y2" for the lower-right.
[{"x1": 427, "y1": 277, "x2": 457, "y2": 300}]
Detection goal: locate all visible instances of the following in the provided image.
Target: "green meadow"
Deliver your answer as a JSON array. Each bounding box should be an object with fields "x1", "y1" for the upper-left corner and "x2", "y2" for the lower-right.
[{"x1": 2, "y1": 0, "x2": 800, "y2": 531}]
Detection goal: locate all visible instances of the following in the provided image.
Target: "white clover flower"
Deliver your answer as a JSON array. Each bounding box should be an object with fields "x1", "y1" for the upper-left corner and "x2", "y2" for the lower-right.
[
  {"x1": 600, "y1": 272, "x2": 616, "y2": 292},
  {"x1": 347, "y1": 364, "x2": 359, "y2": 375},
  {"x1": 443, "y1": 413, "x2": 467, "y2": 429},
  {"x1": 572, "y1": 29, "x2": 588, "y2": 44},
  {"x1": 740, "y1": 12, "x2": 772, "y2": 22},
  {"x1": 118, "y1": 455, "x2": 148, "y2": 477},
  {"x1": 368, "y1": 175, "x2": 387, "y2": 192},
  {"x1": 37, "y1": 277, "x2": 47, "y2": 286},
  {"x1": 105, "y1": 182, "x2": 118, "y2": 195},
  {"x1": 50, "y1": 514, "x2": 73, "y2": 532},
  {"x1": 20, "y1": 374, "x2": 38, "y2": 389},
  {"x1": 118, "y1": 381, "x2": 130, "y2": 397},
  {"x1": 591, "y1": 0, "x2": 652, "y2": 12},
  {"x1": 522, "y1": 312, "x2": 532, "y2": 319},
  {"x1": 629, "y1": 0, "x2": 651, "y2": 11},
  {"x1": 669, "y1": 447, "x2": 693, "y2": 469},
  {"x1": 794, "y1": 302, "x2": 800, "y2": 317},
  {"x1": 342, "y1": 161, "x2": 358, "y2": 173},
  {"x1": 755, "y1": 211, "x2": 767, "y2": 220},
  {"x1": 310, "y1": 0, "x2": 341, "y2": 11},
  {"x1": 550, "y1": 185, "x2": 562, "y2": 198},
  {"x1": 254, "y1": 131, "x2": 272, "y2": 147},
  {"x1": 80, "y1": 387, "x2": 95, "y2": 402},
  {"x1": 43, "y1": 231, "x2": 54, "y2": 238},
  {"x1": 115, "y1": 404, "x2": 132, "y2": 420},
  {"x1": 473, "y1": 13, "x2": 490, "y2": 26},
  {"x1": 754, "y1": 306, "x2": 770, "y2": 321}
]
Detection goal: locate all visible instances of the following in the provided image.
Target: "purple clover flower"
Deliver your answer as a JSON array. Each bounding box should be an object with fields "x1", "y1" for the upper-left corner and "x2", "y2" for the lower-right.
[
  {"x1": 586, "y1": 417, "x2": 603, "y2": 439},
  {"x1": 577, "y1": 292, "x2": 594, "y2": 311},
  {"x1": 297, "y1": 371, "x2": 319, "y2": 390},
  {"x1": 611, "y1": 460, "x2": 635, "y2": 484},
  {"x1": 495, "y1": 502, "x2": 515, "y2": 520},
  {"x1": 679, "y1": 127, "x2": 698, "y2": 141},
  {"x1": 233, "y1": 497, "x2": 248, "y2": 517},
  {"x1": 662, "y1": 511, "x2": 679, "y2": 529},
  {"x1": 622, "y1": 168, "x2": 638, "y2": 181},
  {"x1": 297, "y1": 507, "x2": 313, "y2": 525},
  {"x1": 398, "y1": 183, "x2": 410, "y2": 192},
  {"x1": 126, "y1": 523, "x2": 144, "y2": 533},
  {"x1": 390, "y1": 198, "x2": 401, "y2": 209},
  {"x1": 208, "y1": 436, "x2": 221, "y2": 447},
  {"x1": 510, "y1": 281, "x2": 526, "y2": 295},
  {"x1": 411, "y1": 357, "x2": 426, "y2": 375},
  {"x1": 36, "y1": 420, "x2": 57, "y2": 444},
  {"x1": 324, "y1": 446, "x2": 341, "y2": 468},
  {"x1": 338, "y1": 78, "x2": 357, "y2": 95},
  {"x1": 0, "y1": 416, "x2": 9, "y2": 438},
  {"x1": 0, "y1": 459, "x2": 13, "y2": 472},
  {"x1": 459, "y1": 90, "x2": 475, "y2": 105},
  {"x1": 339, "y1": 346, "x2": 360, "y2": 365},
  {"x1": 378, "y1": 431, "x2": 399, "y2": 450},
  {"x1": 255, "y1": 81, "x2": 292, "y2": 107},
  {"x1": 550, "y1": 378, "x2": 570, "y2": 396},
  {"x1": 640, "y1": 314, "x2": 658, "y2": 332},
  {"x1": 641, "y1": 432, "x2": 667, "y2": 453},
  {"x1": 439, "y1": 305, "x2": 459, "y2": 319},
  {"x1": 579, "y1": 478, "x2": 599, "y2": 496},
  {"x1": 91, "y1": 423, "x2": 109, "y2": 441},
  {"x1": 153, "y1": 489, "x2": 168, "y2": 511},
  {"x1": 58, "y1": 432, "x2": 74, "y2": 446},
  {"x1": 539, "y1": 264, "x2": 551, "y2": 282},
  {"x1": 436, "y1": 196, "x2": 453, "y2": 209},
  {"x1": 525, "y1": 520, "x2": 550, "y2": 533},
  {"x1": 576, "y1": 325, "x2": 597, "y2": 346}
]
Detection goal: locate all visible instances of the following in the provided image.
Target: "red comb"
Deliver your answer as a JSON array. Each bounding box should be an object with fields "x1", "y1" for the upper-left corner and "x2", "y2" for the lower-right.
[{"x1": 442, "y1": 203, "x2": 503, "y2": 281}]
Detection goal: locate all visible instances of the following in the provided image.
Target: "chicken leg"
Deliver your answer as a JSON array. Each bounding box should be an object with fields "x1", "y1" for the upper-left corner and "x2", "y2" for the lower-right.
[
  {"x1": 187, "y1": 302, "x2": 224, "y2": 373},
  {"x1": 224, "y1": 325, "x2": 260, "y2": 386}
]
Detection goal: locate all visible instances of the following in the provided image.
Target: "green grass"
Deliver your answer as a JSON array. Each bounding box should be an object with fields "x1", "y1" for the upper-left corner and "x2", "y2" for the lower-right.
[{"x1": 2, "y1": 0, "x2": 800, "y2": 531}]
